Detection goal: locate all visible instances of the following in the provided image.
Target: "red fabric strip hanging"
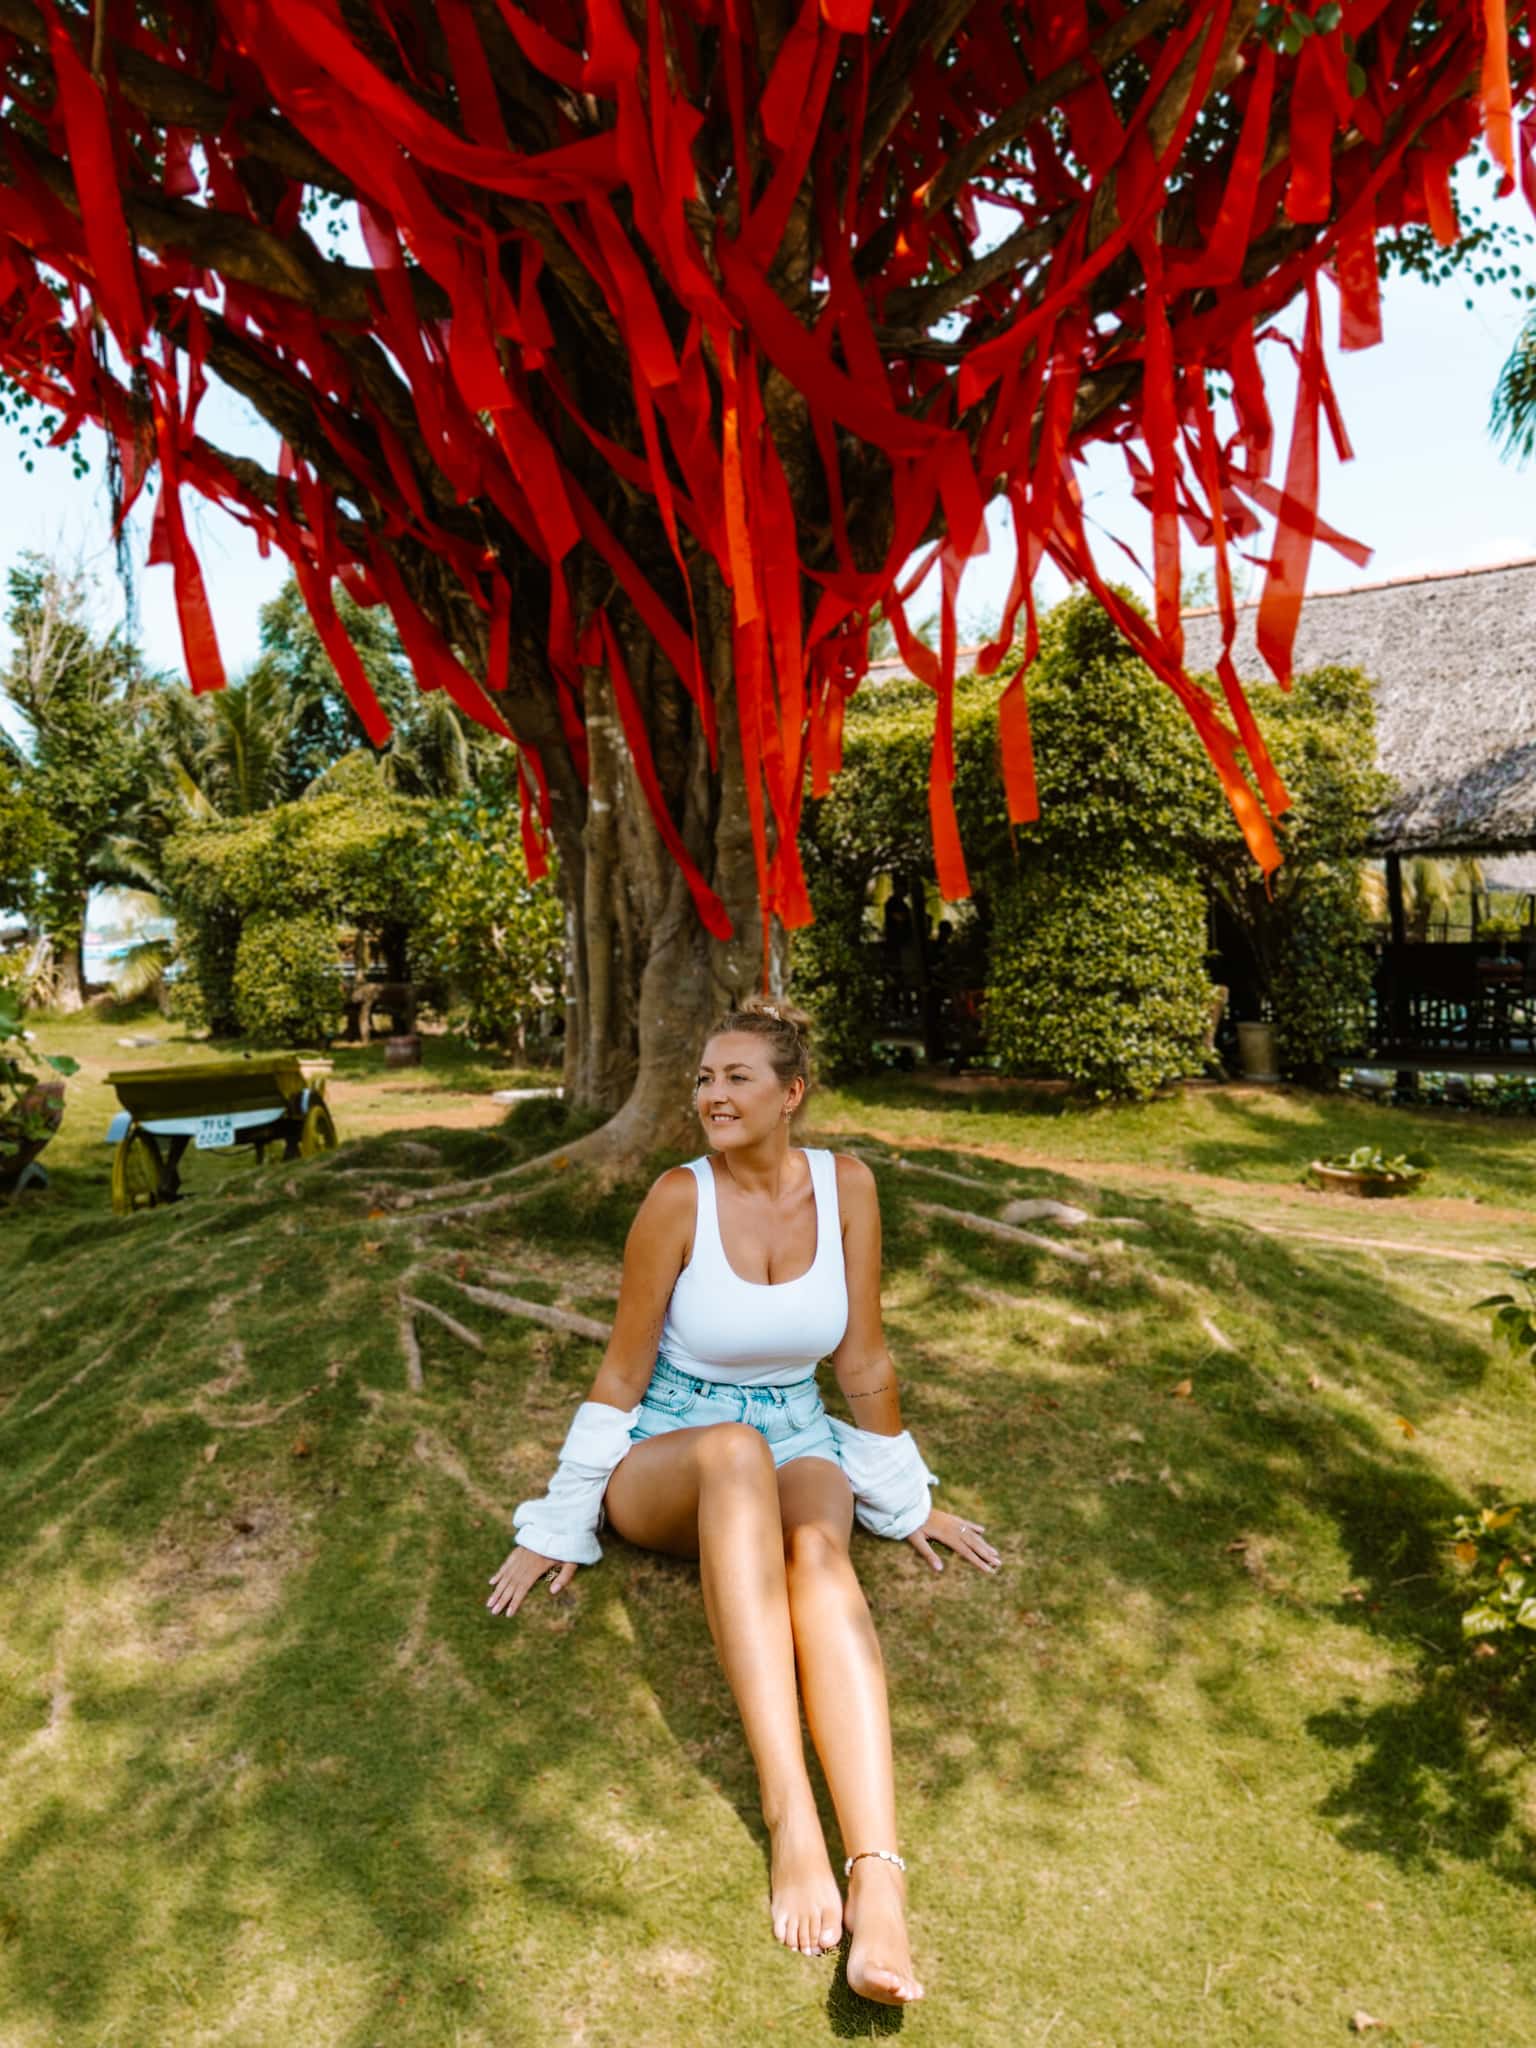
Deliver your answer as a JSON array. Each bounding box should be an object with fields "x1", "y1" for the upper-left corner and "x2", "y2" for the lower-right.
[
  {"x1": 40, "y1": 0, "x2": 146, "y2": 355},
  {"x1": 1256, "y1": 279, "x2": 1324, "y2": 687}
]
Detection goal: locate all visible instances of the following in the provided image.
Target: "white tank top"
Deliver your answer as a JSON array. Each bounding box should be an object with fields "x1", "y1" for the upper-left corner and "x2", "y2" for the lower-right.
[{"x1": 658, "y1": 1149, "x2": 849, "y2": 1385}]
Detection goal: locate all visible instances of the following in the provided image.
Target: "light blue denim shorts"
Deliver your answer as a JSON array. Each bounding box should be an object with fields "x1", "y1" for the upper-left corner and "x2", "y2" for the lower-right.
[{"x1": 630, "y1": 1354, "x2": 840, "y2": 1470}]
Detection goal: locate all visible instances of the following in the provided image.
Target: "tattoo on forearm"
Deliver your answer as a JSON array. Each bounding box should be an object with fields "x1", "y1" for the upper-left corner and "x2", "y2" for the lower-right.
[{"x1": 848, "y1": 1381, "x2": 892, "y2": 1401}]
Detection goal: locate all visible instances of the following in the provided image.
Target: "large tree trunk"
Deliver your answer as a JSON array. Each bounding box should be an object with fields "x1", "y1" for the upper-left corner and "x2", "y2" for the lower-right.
[
  {"x1": 550, "y1": 578, "x2": 771, "y2": 1163},
  {"x1": 51, "y1": 920, "x2": 87, "y2": 1014}
]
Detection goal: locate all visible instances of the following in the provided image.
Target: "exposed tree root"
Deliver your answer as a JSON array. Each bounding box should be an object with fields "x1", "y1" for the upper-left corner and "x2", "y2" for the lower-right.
[
  {"x1": 440, "y1": 1275, "x2": 610, "y2": 1343},
  {"x1": 23, "y1": 1345, "x2": 116, "y2": 1420},
  {"x1": 398, "y1": 1114, "x2": 660, "y2": 1211},
  {"x1": 399, "y1": 1305, "x2": 423, "y2": 1391},
  {"x1": 909, "y1": 1199, "x2": 1096, "y2": 1267},
  {"x1": 400, "y1": 1292, "x2": 485, "y2": 1352}
]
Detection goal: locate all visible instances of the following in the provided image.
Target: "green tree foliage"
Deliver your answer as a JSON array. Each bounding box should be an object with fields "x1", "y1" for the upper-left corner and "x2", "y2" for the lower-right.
[
  {"x1": 412, "y1": 776, "x2": 564, "y2": 1055},
  {"x1": 248, "y1": 574, "x2": 483, "y2": 798},
  {"x1": 0, "y1": 747, "x2": 54, "y2": 915},
  {"x1": 0, "y1": 555, "x2": 156, "y2": 1002},
  {"x1": 988, "y1": 858, "x2": 1214, "y2": 1100}
]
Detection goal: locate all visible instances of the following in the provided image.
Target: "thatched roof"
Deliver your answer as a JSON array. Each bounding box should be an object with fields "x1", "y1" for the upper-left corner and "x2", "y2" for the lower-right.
[{"x1": 1180, "y1": 559, "x2": 1536, "y2": 856}]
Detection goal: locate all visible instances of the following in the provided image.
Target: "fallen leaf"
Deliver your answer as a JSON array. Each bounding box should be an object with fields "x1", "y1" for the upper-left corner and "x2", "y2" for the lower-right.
[
  {"x1": 1224, "y1": 1538, "x2": 1249, "y2": 1554},
  {"x1": 1105, "y1": 1466, "x2": 1139, "y2": 1486},
  {"x1": 456, "y1": 1256, "x2": 468, "y2": 1280},
  {"x1": 291, "y1": 1439, "x2": 312, "y2": 1458},
  {"x1": 1341, "y1": 1585, "x2": 1366, "y2": 1602},
  {"x1": 1170, "y1": 1378, "x2": 1194, "y2": 1399},
  {"x1": 1364, "y1": 1901, "x2": 1385, "y2": 1913},
  {"x1": 1454, "y1": 1540, "x2": 1478, "y2": 1566},
  {"x1": 1350, "y1": 2014, "x2": 1387, "y2": 2034},
  {"x1": 1473, "y1": 1641, "x2": 1499, "y2": 1658},
  {"x1": 1483, "y1": 1505, "x2": 1519, "y2": 1530},
  {"x1": 1307, "y1": 1373, "x2": 1324, "y2": 1390},
  {"x1": 361, "y1": 1240, "x2": 383, "y2": 1256},
  {"x1": 553, "y1": 1154, "x2": 570, "y2": 1170},
  {"x1": 1395, "y1": 1416, "x2": 1418, "y2": 1438},
  {"x1": 367, "y1": 1206, "x2": 387, "y2": 1221}
]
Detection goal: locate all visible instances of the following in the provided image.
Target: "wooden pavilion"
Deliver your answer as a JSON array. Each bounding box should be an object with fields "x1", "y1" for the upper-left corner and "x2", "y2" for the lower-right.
[{"x1": 1182, "y1": 557, "x2": 1536, "y2": 1067}]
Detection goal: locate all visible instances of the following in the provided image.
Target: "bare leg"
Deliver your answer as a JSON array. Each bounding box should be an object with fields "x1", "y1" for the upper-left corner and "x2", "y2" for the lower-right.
[
  {"x1": 777, "y1": 1457, "x2": 924, "y2": 2006},
  {"x1": 604, "y1": 1423, "x2": 844, "y2": 1956}
]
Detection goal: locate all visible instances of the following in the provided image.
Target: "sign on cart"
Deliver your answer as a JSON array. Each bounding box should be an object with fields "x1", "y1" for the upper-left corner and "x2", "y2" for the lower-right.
[{"x1": 194, "y1": 1116, "x2": 236, "y2": 1150}]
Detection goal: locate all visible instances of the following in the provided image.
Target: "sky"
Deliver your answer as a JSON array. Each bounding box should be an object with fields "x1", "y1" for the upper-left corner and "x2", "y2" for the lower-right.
[{"x1": 2, "y1": 185, "x2": 1534, "y2": 695}]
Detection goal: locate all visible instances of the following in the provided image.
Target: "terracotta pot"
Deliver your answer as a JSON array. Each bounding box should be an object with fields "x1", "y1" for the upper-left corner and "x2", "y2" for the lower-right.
[{"x1": 1309, "y1": 1160, "x2": 1421, "y2": 1199}]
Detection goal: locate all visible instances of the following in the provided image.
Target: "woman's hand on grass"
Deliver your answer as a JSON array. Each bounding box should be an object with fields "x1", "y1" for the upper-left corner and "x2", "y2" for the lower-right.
[
  {"x1": 907, "y1": 1509, "x2": 1000, "y2": 1576},
  {"x1": 486, "y1": 1545, "x2": 577, "y2": 1616}
]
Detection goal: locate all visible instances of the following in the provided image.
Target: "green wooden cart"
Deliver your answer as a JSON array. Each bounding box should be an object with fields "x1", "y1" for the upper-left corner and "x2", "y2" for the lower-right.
[{"x1": 104, "y1": 1053, "x2": 337, "y2": 1214}]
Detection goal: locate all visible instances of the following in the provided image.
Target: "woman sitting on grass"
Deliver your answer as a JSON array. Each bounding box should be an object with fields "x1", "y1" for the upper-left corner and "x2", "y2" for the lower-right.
[{"x1": 485, "y1": 994, "x2": 999, "y2": 2007}]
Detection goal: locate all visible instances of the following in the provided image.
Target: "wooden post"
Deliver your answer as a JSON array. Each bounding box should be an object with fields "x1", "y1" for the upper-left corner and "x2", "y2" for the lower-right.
[
  {"x1": 1383, "y1": 853, "x2": 1413, "y2": 1094},
  {"x1": 1385, "y1": 853, "x2": 1406, "y2": 946}
]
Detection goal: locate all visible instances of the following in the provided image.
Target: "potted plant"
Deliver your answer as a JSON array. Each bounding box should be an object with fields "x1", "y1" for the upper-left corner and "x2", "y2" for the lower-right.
[
  {"x1": 0, "y1": 989, "x2": 78, "y2": 1194},
  {"x1": 1307, "y1": 1144, "x2": 1432, "y2": 1198}
]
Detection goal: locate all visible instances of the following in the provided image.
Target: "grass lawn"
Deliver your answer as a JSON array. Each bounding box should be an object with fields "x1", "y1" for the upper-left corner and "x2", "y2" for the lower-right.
[{"x1": 4, "y1": 1009, "x2": 1535, "y2": 2046}]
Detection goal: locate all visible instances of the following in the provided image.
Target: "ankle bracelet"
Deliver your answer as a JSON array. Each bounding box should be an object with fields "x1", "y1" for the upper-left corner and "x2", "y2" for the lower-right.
[{"x1": 844, "y1": 1849, "x2": 907, "y2": 1877}]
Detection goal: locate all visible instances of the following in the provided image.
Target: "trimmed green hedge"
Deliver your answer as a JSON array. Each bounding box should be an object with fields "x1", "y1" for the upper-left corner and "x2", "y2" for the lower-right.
[
  {"x1": 232, "y1": 910, "x2": 345, "y2": 1046},
  {"x1": 987, "y1": 856, "x2": 1214, "y2": 1100}
]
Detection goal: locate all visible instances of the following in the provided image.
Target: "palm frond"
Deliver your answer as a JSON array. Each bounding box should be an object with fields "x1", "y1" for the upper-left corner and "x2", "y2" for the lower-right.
[{"x1": 1490, "y1": 313, "x2": 1536, "y2": 466}]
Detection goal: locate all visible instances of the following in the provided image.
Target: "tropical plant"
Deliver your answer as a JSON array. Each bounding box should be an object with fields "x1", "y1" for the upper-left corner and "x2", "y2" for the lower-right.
[
  {"x1": 1491, "y1": 312, "x2": 1536, "y2": 466},
  {"x1": 1313, "y1": 1145, "x2": 1432, "y2": 1185},
  {"x1": 0, "y1": 985, "x2": 78, "y2": 1155},
  {"x1": 1476, "y1": 1264, "x2": 1536, "y2": 1370},
  {"x1": 1453, "y1": 1501, "x2": 1536, "y2": 1687}
]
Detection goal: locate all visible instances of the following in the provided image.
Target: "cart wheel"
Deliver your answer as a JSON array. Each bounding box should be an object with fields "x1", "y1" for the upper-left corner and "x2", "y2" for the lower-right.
[
  {"x1": 111, "y1": 1127, "x2": 164, "y2": 1215},
  {"x1": 297, "y1": 1100, "x2": 338, "y2": 1158}
]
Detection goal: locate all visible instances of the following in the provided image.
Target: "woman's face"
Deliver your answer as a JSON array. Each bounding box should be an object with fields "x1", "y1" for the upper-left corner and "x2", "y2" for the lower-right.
[{"x1": 695, "y1": 1032, "x2": 802, "y2": 1149}]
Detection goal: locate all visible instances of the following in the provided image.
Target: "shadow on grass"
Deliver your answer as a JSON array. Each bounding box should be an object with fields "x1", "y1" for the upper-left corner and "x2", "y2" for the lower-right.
[
  {"x1": 1, "y1": 1121, "x2": 1532, "y2": 2042},
  {"x1": 1177, "y1": 1086, "x2": 1535, "y2": 1200}
]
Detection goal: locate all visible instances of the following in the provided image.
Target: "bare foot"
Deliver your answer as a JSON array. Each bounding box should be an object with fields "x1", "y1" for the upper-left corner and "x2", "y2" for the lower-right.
[
  {"x1": 767, "y1": 1808, "x2": 844, "y2": 1958},
  {"x1": 844, "y1": 1856, "x2": 924, "y2": 2005}
]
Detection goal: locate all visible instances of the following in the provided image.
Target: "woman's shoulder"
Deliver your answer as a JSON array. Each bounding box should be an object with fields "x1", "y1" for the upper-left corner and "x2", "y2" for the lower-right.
[
  {"x1": 649, "y1": 1159, "x2": 705, "y2": 1204},
  {"x1": 829, "y1": 1150, "x2": 878, "y2": 1203},
  {"x1": 625, "y1": 1162, "x2": 701, "y2": 1262},
  {"x1": 630, "y1": 1160, "x2": 701, "y2": 1226}
]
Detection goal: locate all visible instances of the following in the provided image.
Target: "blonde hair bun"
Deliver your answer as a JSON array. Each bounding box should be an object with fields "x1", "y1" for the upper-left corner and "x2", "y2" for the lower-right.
[{"x1": 706, "y1": 992, "x2": 815, "y2": 1091}]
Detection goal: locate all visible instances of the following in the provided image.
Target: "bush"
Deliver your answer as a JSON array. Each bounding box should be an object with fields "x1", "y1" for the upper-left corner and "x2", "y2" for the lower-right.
[
  {"x1": 1269, "y1": 865, "x2": 1375, "y2": 1077},
  {"x1": 792, "y1": 843, "x2": 884, "y2": 1081},
  {"x1": 411, "y1": 793, "x2": 563, "y2": 1054},
  {"x1": 986, "y1": 856, "x2": 1214, "y2": 1100},
  {"x1": 232, "y1": 910, "x2": 345, "y2": 1044}
]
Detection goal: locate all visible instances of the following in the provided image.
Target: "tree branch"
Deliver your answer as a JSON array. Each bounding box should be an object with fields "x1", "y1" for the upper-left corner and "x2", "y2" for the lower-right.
[
  {"x1": 860, "y1": 0, "x2": 984, "y2": 178},
  {"x1": 0, "y1": 0, "x2": 356, "y2": 196},
  {"x1": 923, "y1": 0, "x2": 1190, "y2": 214}
]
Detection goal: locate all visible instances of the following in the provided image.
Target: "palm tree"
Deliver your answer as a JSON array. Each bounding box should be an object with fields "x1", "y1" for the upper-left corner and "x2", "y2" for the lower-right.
[{"x1": 1491, "y1": 314, "x2": 1536, "y2": 464}]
